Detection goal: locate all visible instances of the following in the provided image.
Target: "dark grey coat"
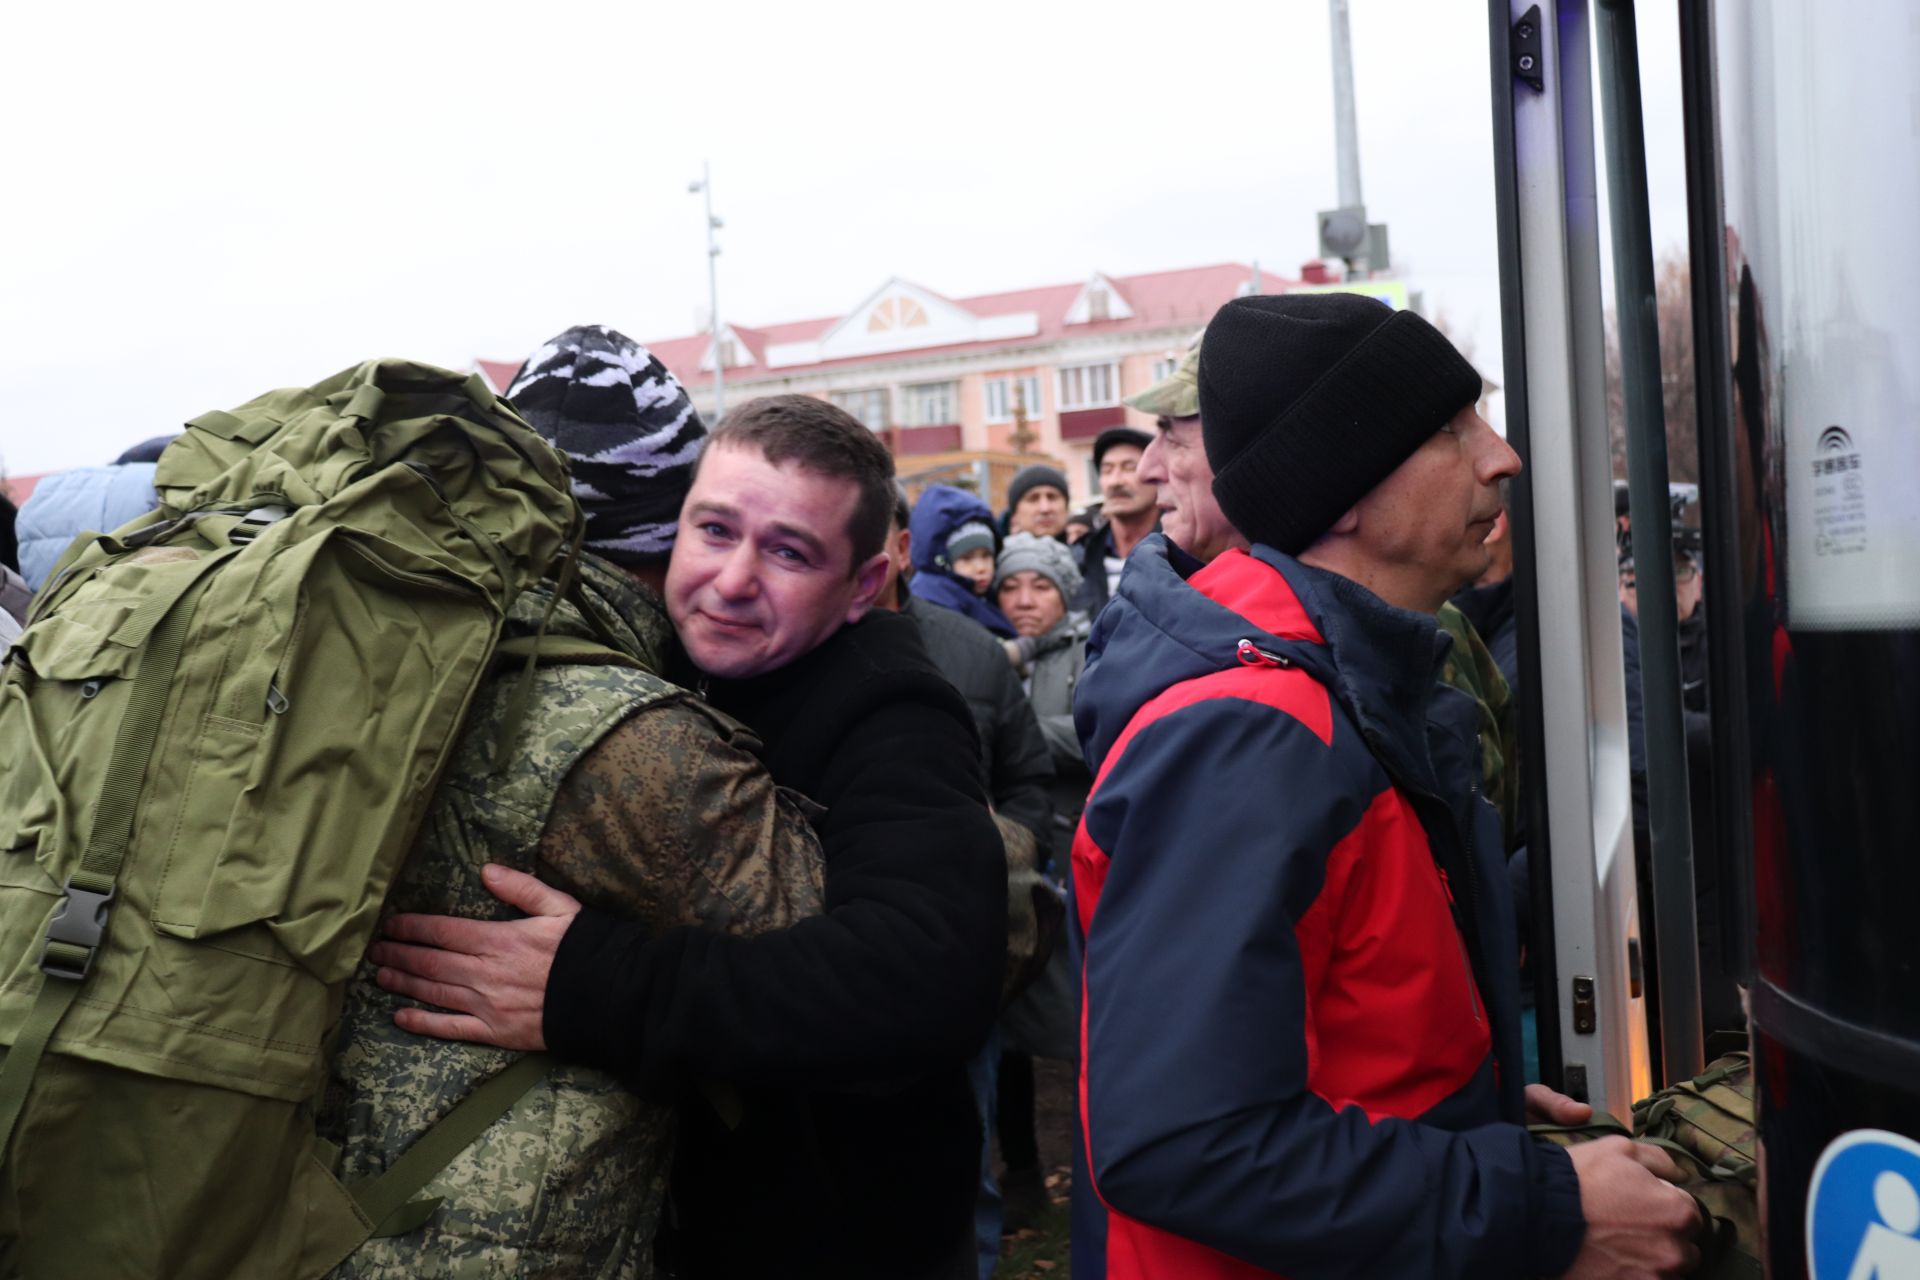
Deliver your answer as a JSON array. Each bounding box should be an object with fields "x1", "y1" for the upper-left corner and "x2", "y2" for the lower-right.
[
  {"x1": 904, "y1": 595, "x2": 1054, "y2": 849},
  {"x1": 1021, "y1": 616, "x2": 1089, "y2": 870}
]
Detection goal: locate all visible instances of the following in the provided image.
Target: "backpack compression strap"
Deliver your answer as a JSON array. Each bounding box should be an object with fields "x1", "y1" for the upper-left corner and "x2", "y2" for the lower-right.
[{"x1": 343, "y1": 1051, "x2": 555, "y2": 1239}]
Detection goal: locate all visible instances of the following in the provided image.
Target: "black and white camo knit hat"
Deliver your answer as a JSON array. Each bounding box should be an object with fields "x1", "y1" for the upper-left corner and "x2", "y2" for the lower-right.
[{"x1": 507, "y1": 325, "x2": 708, "y2": 567}]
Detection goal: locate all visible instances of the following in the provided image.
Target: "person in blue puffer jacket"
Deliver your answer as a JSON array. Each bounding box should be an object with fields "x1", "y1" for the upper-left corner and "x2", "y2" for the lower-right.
[
  {"x1": 16, "y1": 462, "x2": 160, "y2": 590},
  {"x1": 908, "y1": 484, "x2": 1015, "y2": 638}
]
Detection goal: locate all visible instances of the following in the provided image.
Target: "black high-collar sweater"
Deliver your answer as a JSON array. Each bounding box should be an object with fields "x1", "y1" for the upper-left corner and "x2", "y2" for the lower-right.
[{"x1": 546, "y1": 608, "x2": 1005, "y2": 1278}]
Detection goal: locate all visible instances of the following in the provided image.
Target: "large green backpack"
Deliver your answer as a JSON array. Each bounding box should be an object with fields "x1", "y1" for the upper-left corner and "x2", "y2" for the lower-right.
[
  {"x1": 1630, "y1": 1052, "x2": 1760, "y2": 1279},
  {"x1": 1532, "y1": 1050, "x2": 1760, "y2": 1279},
  {"x1": 0, "y1": 360, "x2": 577, "y2": 1278}
]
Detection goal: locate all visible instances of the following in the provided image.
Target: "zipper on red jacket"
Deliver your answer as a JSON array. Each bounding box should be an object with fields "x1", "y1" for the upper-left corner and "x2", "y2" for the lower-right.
[{"x1": 1235, "y1": 638, "x2": 1291, "y2": 668}]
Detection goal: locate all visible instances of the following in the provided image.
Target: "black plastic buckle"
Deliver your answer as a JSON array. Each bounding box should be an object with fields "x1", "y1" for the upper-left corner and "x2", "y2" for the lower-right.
[
  {"x1": 229, "y1": 505, "x2": 290, "y2": 545},
  {"x1": 40, "y1": 880, "x2": 116, "y2": 981}
]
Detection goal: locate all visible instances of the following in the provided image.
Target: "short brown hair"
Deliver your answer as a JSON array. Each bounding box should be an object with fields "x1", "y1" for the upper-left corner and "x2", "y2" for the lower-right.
[{"x1": 703, "y1": 395, "x2": 897, "y2": 570}]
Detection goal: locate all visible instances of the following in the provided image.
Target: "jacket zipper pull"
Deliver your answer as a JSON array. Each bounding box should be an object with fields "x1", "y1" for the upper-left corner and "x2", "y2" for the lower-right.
[{"x1": 1235, "y1": 638, "x2": 1291, "y2": 668}]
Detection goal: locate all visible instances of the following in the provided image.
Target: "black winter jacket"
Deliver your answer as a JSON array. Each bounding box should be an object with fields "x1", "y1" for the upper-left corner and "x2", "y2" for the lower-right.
[{"x1": 545, "y1": 608, "x2": 1006, "y2": 1278}]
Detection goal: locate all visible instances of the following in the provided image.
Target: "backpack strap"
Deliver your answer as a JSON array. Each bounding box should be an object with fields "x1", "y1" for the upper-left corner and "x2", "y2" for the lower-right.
[
  {"x1": 343, "y1": 1051, "x2": 554, "y2": 1238},
  {"x1": 490, "y1": 634, "x2": 651, "y2": 672},
  {"x1": 0, "y1": 554, "x2": 227, "y2": 1155}
]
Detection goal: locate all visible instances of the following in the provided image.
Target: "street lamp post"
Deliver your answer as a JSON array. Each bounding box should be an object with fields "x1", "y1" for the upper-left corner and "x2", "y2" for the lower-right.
[
  {"x1": 1317, "y1": 0, "x2": 1389, "y2": 281},
  {"x1": 689, "y1": 161, "x2": 725, "y2": 417}
]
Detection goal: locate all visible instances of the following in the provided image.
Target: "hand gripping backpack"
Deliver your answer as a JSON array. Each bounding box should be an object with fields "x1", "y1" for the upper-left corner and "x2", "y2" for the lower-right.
[
  {"x1": 1531, "y1": 1050, "x2": 1760, "y2": 1279},
  {"x1": 0, "y1": 360, "x2": 578, "y2": 1278}
]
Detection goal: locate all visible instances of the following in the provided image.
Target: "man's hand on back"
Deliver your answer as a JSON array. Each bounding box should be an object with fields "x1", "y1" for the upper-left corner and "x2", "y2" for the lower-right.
[
  {"x1": 370, "y1": 863, "x2": 581, "y2": 1051},
  {"x1": 1560, "y1": 1136, "x2": 1703, "y2": 1279}
]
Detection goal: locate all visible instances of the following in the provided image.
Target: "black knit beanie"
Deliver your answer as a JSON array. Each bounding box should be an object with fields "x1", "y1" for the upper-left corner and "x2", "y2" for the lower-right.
[
  {"x1": 1199, "y1": 294, "x2": 1482, "y2": 555},
  {"x1": 1005, "y1": 464, "x2": 1070, "y2": 514}
]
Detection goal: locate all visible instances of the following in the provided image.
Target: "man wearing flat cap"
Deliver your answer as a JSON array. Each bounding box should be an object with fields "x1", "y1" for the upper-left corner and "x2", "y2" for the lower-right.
[
  {"x1": 1071, "y1": 426, "x2": 1158, "y2": 617},
  {"x1": 1069, "y1": 294, "x2": 1703, "y2": 1279}
]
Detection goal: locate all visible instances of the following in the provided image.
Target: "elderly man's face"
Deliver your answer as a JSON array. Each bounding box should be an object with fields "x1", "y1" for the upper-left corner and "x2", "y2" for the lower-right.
[
  {"x1": 1138, "y1": 416, "x2": 1247, "y2": 564},
  {"x1": 1099, "y1": 444, "x2": 1156, "y2": 522},
  {"x1": 997, "y1": 570, "x2": 1067, "y2": 637},
  {"x1": 1348, "y1": 406, "x2": 1521, "y2": 601},
  {"x1": 1012, "y1": 485, "x2": 1069, "y2": 538}
]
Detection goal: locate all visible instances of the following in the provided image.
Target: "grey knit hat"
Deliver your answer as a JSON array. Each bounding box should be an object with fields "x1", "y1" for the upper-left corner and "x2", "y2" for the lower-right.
[
  {"x1": 946, "y1": 520, "x2": 996, "y2": 560},
  {"x1": 994, "y1": 531, "x2": 1083, "y2": 601},
  {"x1": 507, "y1": 325, "x2": 707, "y2": 567}
]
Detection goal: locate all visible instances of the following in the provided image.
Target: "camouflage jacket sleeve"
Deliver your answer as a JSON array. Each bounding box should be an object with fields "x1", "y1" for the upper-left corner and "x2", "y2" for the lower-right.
[
  {"x1": 534, "y1": 698, "x2": 825, "y2": 939},
  {"x1": 1438, "y1": 602, "x2": 1523, "y2": 853}
]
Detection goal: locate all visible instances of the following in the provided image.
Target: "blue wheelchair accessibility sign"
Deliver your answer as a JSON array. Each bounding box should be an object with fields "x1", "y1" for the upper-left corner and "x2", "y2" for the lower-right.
[{"x1": 1808, "y1": 1129, "x2": 1920, "y2": 1278}]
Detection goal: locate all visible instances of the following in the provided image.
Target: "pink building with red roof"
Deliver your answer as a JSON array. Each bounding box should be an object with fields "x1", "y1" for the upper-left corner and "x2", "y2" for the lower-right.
[{"x1": 480, "y1": 262, "x2": 1305, "y2": 508}]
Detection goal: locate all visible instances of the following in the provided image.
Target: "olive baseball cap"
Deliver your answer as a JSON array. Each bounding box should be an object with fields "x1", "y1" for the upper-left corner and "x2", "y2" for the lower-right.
[{"x1": 1124, "y1": 340, "x2": 1202, "y2": 419}]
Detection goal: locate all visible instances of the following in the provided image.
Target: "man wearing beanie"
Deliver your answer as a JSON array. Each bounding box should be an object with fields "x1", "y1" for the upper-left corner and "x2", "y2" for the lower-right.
[
  {"x1": 319, "y1": 325, "x2": 826, "y2": 1278},
  {"x1": 1069, "y1": 295, "x2": 1701, "y2": 1279},
  {"x1": 1072, "y1": 426, "x2": 1159, "y2": 617},
  {"x1": 1004, "y1": 462, "x2": 1071, "y2": 540}
]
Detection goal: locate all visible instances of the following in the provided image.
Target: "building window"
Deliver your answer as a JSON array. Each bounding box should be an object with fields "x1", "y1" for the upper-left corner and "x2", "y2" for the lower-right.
[
  {"x1": 867, "y1": 295, "x2": 928, "y2": 332},
  {"x1": 1151, "y1": 356, "x2": 1178, "y2": 383},
  {"x1": 904, "y1": 381, "x2": 957, "y2": 426},
  {"x1": 984, "y1": 375, "x2": 1043, "y2": 423},
  {"x1": 832, "y1": 388, "x2": 890, "y2": 430},
  {"x1": 1057, "y1": 362, "x2": 1119, "y2": 411},
  {"x1": 1087, "y1": 288, "x2": 1111, "y2": 322}
]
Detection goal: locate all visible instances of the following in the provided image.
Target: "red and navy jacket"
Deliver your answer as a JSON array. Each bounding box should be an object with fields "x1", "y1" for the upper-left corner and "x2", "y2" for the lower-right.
[{"x1": 1068, "y1": 539, "x2": 1585, "y2": 1279}]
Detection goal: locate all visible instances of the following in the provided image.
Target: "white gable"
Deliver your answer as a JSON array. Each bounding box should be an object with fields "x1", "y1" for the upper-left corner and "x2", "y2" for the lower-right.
[
  {"x1": 698, "y1": 324, "x2": 757, "y2": 373},
  {"x1": 767, "y1": 277, "x2": 1039, "y2": 369},
  {"x1": 1064, "y1": 273, "x2": 1135, "y2": 325}
]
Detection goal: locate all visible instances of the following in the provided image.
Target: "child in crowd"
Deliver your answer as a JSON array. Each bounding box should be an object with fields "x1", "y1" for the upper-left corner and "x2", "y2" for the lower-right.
[{"x1": 908, "y1": 484, "x2": 1015, "y2": 637}]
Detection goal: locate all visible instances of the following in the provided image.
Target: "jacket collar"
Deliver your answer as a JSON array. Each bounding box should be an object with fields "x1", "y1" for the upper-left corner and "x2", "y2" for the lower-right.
[
  {"x1": 1257, "y1": 548, "x2": 1456, "y2": 796},
  {"x1": 1077, "y1": 537, "x2": 1461, "y2": 789}
]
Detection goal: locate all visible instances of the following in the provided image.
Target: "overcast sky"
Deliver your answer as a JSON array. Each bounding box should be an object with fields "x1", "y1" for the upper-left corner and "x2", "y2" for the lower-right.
[{"x1": 0, "y1": 0, "x2": 1690, "y2": 478}]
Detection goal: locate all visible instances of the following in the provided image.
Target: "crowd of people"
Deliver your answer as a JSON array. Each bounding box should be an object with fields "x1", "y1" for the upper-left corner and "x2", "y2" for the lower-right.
[{"x1": 0, "y1": 293, "x2": 1721, "y2": 1280}]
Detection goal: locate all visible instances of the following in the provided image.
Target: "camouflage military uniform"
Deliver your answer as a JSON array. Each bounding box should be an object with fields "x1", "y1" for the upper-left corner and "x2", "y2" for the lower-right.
[
  {"x1": 320, "y1": 555, "x2": 824, "y2": 1280},
  {"x1": 1438, "y1": 601, "x2": 1522, "y2": 851}
]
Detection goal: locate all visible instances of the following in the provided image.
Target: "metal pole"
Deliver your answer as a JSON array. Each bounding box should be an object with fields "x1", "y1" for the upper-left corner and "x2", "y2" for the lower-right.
[
  {"x1": 1329, "y1": 0, "x2": 1364, "y2": 209},
  {"x1": 1676, "y1": 0, "x2": 1752, "y2": 987},
  {"x1": 693, "y1": 161, "x2": 725, "y2": 418},
  {"x1": 1498, "y1": 0, "x2": 1652, "y2": 1117},
  {"x1": 1487, "y1": 0, "x2": 1565, "y2": 1095},
  {"x1": 1594, "y1": 0, "x2": 1704, "y2": 1084}
]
